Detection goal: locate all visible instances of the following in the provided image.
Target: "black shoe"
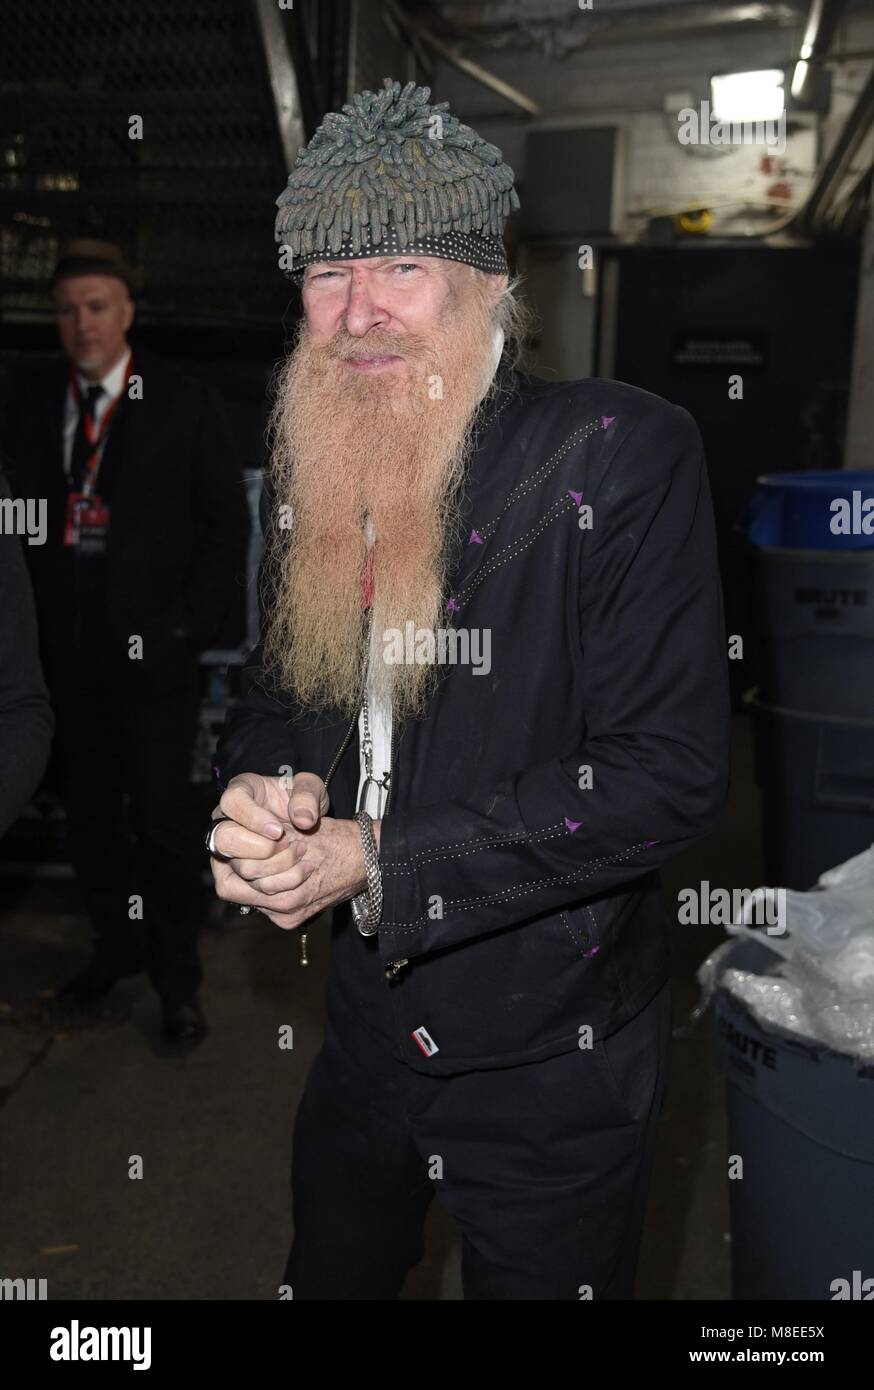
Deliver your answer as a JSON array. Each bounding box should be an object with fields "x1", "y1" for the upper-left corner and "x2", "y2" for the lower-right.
[
  {"x1": 161, "y1": 997, "x2": 208, "y2": 1048},
  {"x1": 55, "y1": 954, "x2": 144, "y2": 1005}
]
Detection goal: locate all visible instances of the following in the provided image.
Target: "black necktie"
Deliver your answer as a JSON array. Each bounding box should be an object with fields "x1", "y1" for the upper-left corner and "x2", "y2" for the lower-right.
[{"x1": 69, "y1": 384, "x2": 104, "y2": 491}]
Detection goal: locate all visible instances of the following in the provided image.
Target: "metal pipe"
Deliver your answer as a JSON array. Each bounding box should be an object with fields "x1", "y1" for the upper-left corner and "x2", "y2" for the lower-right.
[
  {"x1": 794, "y1": 65, "x2": 874, "y2": 236},
  {"x1": 384, "y1": 0, "x2": 541, "y2": 115},
  {"x1": 791, "y1": 0, "x2": 847, "y2": 98},
  {"x1": 252, "y1": 0, "x2": 306, "y2": 173}
]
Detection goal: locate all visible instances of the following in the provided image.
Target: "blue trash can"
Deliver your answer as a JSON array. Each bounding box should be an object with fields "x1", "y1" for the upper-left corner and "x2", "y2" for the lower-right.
[
  {"x1": 713, "y1": 937, "x2": 874, "y2": 1301},
  {"x1": 743, "y1": 470, "x2": 874, "y2": 551}
]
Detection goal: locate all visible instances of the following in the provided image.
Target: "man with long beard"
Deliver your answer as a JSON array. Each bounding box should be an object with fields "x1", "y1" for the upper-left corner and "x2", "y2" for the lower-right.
[{"x1": 208, "y1": 79, "x2": 731, "y2": 1300}]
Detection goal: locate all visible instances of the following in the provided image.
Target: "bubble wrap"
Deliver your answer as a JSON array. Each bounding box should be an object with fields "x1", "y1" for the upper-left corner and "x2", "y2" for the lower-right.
[
  {"x1": 721, "y1": 968, "x2": 815, "y2": 1043},
  {"x1": 700, "y1": 844, "x2": 874, "y2": 1063}
]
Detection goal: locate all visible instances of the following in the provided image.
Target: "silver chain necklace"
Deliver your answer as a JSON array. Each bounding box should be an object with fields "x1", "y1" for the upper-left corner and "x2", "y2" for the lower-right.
[
  {"x1": 358, "y1": 689, "x2": 391, "y2": 811},
  {"x1": 358, "y1": 534, "x2": 391, "y2": 811}
]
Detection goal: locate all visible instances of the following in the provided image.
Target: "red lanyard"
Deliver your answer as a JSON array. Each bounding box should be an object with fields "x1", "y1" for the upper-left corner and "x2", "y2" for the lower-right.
[{"x1": 69, "y1": 351, "x2": 132, "y2": 494}]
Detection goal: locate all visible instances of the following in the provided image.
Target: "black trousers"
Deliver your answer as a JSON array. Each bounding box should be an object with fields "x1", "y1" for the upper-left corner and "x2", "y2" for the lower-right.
[
  {"x1": 50, "y1": 639, "x2": 204, "y2": 1003},
  {"x1": 284, "y1": 977, "x2": 671, "y2": 1300}
]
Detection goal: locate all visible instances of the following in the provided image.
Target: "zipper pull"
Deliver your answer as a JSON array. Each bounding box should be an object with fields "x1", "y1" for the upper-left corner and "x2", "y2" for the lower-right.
[{"x1": 385, "y1": 958, "x2": 408, "y2": 979}]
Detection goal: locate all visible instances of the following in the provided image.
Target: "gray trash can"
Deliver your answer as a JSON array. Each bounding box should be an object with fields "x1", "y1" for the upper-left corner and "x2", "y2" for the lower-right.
[
  {"x1": 745, "y1": 688, "x2": 874, "y2": 889},
  {"x1": 755, "y1": 547, "x2": 874, "y2": 719},
  {"x1": 713, "y1": 938, "x2": 874, "y2": 1301}
]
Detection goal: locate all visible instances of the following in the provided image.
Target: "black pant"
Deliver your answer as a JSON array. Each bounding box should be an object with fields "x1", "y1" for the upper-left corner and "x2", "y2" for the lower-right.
[
  {"x1": 50, "y1": 642, "x2": 204, "y2": 1003},
  {"x1": 284, "y1": 977, "x2": 671, "y2": 1299}
]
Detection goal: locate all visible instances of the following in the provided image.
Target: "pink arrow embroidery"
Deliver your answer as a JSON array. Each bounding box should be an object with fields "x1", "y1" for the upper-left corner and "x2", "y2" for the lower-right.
[
  {"x1": 446, "y1": 597, "x2": 460, "y2": 614},
  {"x1": 601, "y1": 415, "x2": 616, "y2": 428},
  {"x1": 584, "y1": 946, "x2": 601, "y2": 959},
  {"x1": 567, "y1": 489, "x2": 584, "y2": 505},
  {"x1": 564, "y1": 817, "x2": 582, "y2": 833},
  {"x1": 644, "y1": 839, "x2": 659, "y2": 848},
  {"x1": 469, "y1": 528, "x2": 484, "y2": 544}
]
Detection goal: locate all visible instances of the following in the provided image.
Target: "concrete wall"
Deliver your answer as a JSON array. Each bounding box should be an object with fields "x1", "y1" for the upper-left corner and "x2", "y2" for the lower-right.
[{"x1": 419, "y1": 8, "x2": 874, "y2": 380}]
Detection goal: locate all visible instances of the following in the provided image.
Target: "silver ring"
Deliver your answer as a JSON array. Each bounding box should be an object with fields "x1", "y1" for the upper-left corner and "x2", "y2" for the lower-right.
[{"x1": 205, "y1": 817, "x2": 232, "y2": 860}]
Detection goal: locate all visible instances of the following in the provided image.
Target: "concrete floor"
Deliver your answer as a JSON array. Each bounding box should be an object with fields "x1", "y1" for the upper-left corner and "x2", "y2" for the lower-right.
[{"x1": 0, "y1": 715, "x2": 760, "y2": 1300}]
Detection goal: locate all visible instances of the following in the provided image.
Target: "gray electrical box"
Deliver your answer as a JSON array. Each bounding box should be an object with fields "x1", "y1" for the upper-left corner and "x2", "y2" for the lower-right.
[{"x1": 522, "y1": 126, "x2": 624, "y2": 237}]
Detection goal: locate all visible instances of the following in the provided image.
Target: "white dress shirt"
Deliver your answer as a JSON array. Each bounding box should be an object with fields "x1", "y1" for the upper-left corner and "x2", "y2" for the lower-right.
[{"x1": 62, "y1": 349, "x2": 131, "y2": 478}]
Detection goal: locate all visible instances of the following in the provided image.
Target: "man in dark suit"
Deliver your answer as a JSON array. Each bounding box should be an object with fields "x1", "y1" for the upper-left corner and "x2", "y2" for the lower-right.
[{"x1": 8, "y1": 239, "x2": 250, "y2": 1046}]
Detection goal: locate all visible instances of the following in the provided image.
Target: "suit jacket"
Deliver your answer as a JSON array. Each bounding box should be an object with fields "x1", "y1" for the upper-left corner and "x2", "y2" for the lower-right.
[
  {"x1": 7, "y1": 347, "x2": 250, "y2": 690},
  {"x1": 0, "y1": 464, "x2": 54, "y2": 835},
  {"x1": 215, "y1": 357, "x2": 732, "y2": 1075}
]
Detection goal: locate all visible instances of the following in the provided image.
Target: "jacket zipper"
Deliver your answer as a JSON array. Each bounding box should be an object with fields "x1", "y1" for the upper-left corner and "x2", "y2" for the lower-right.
[
  {"x1": 383, "y1": 719, "x2": 394, "y2": 815},
  {"x1": 323, "y1": 710, "x2": 358, "y2": 794},
  {"x1": 382, "y1": 721, "x2": 408, "y2": 978}
]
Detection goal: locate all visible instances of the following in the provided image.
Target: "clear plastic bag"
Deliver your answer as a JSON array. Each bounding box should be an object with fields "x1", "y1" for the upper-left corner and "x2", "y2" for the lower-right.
[{"x1": 695, "y1": 844, "x2": 874, "y2": 1061}]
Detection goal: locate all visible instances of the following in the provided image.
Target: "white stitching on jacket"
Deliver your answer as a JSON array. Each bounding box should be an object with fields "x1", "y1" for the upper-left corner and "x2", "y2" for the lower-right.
[
  {"x1": 381, "y1": 821, "x2": 568, "y2": 874},
  {"x1": 452, "y1": 415, "x2": 608, "y2": 604},
  {"x1": 455, "y1": 499, "x2": 577, "y2": 605},
  {"x1": 559, "y1": 910, "x2": 586, "y2": 953},
  {"x1": 468, "y1": 417, "x2": 604, "y2": 542},
  {"x1": 381, "y1": 843, "x2": 649, "y2": 934}
]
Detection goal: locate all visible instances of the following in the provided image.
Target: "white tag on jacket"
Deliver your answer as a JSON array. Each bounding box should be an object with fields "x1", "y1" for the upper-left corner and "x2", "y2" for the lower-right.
[{"x1": 412, "y1": 1026, "x2": 439, "y2": 1057}]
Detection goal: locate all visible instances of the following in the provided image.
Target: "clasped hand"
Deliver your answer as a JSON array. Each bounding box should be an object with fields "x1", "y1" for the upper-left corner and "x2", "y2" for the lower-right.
[{"x1": 209, "y1": 771, "x2": 378, "y2": 932}]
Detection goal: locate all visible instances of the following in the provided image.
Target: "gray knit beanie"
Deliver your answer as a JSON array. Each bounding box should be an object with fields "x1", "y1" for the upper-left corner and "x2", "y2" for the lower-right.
[{"x1": 275, "y1": 77, "x2": 519, "y2": 284}]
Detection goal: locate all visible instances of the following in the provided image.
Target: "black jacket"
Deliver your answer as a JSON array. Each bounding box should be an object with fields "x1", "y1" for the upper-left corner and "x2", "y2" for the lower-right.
[
  {"x1": 215, "y1": 359, "x2": 731, "y2": 1075},
  {"x1": 7, "y1": 348, "x2": 250, "y2": 684},
  {"x1": 0, "y1": 465, "x2": 54, "y2": 836}
]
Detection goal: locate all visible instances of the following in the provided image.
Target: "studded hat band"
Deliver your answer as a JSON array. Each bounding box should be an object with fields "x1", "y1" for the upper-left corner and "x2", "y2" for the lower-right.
[{"x1": 285, "y1": 227, "x2": 508, "y2": 284}]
